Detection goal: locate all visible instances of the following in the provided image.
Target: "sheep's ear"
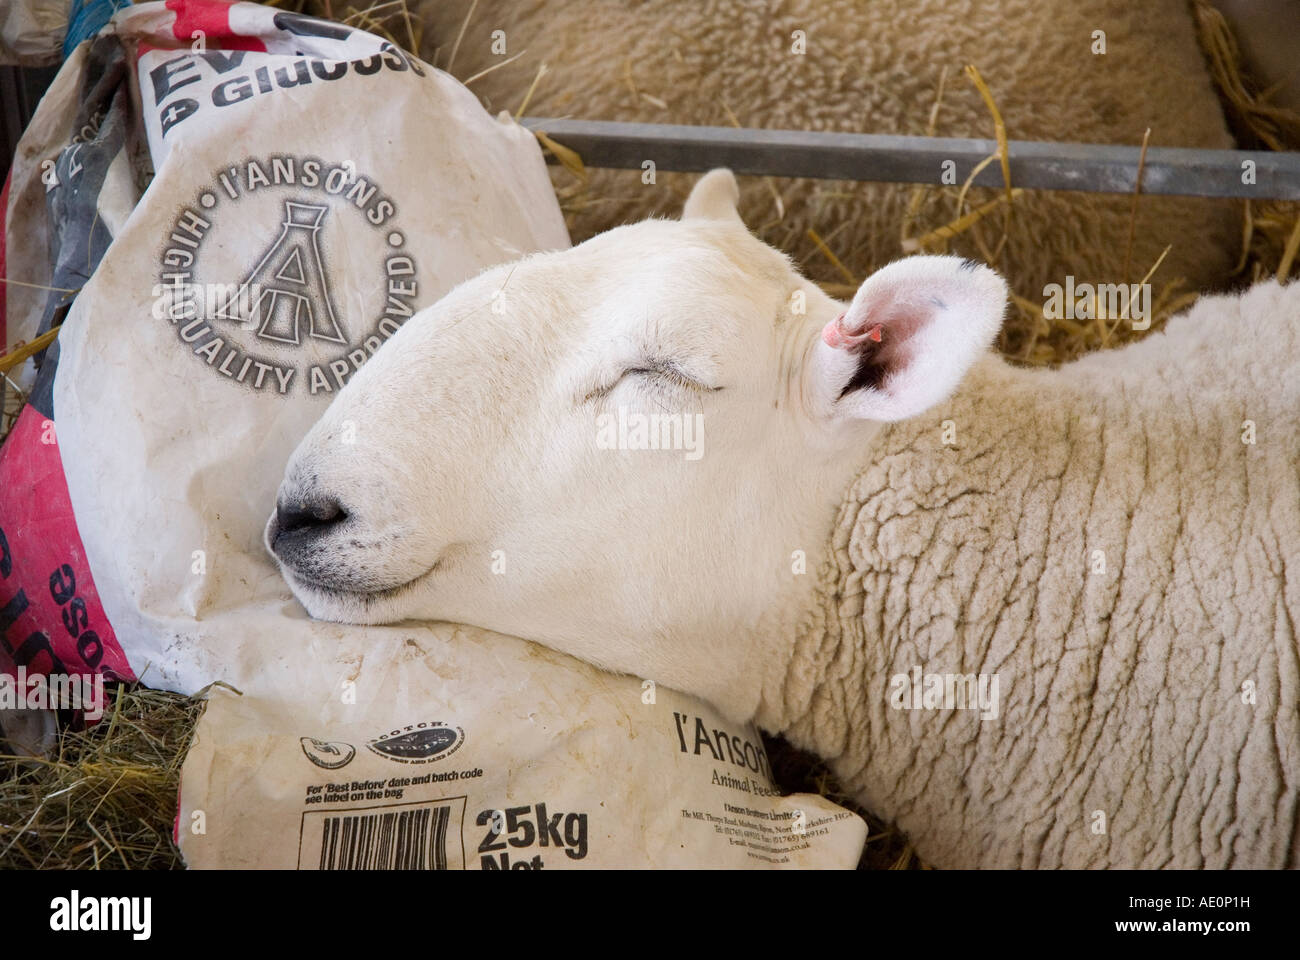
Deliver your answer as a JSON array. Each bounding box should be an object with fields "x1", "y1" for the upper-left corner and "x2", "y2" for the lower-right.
[
  {"x1": 810, "y1": 256, "x2": 1007, "y2": 423},
  {"x1": 683, "y1": 168, "x2": 742, "y2": 223}
]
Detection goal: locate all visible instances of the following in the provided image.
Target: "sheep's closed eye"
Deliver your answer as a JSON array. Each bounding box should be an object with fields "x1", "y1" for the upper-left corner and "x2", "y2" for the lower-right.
[{"x1": 581, "y1": 360, "x2": 721, "y2": 404}]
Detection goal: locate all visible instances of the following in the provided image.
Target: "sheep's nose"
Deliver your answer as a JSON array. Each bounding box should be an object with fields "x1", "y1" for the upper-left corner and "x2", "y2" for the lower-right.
[{"x1": 274, "y1": 498, "x2": 346, "y2": 548}]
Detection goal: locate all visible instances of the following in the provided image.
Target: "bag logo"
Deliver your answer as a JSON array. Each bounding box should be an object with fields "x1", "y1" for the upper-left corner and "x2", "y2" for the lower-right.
[
  {"x1": 220, "y1": 201, "x2": 345, "y2": 346},
  {"x1": 300, "y1": 736, "x2": 357, "y2": 770},
  {"x1": 155, "y1": 155, "x2": 421, "y2": 397},
  {"x1": 366, "y1": 722, "x2": 465, "y2": 764}
]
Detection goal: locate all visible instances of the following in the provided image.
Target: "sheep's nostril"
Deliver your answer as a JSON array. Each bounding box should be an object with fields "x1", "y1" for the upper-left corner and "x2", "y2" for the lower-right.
[{"x1": 275, "y1": 498, "x2": 347, "y2": 541}]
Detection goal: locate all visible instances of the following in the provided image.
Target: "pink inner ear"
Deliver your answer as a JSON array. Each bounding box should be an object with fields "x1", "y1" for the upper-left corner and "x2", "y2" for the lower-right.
[{"x1": 822, "y1": 312, "x2": 884, "y2": 350}]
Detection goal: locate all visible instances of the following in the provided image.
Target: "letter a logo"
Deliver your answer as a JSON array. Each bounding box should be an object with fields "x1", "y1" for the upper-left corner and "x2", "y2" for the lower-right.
[{"x1": 220, "y1": 201, "x2": 345, "y2": 346}]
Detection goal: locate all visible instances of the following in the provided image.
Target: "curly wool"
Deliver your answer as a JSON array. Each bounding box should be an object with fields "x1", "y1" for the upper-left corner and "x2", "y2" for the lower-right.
[{"x1": 764, "y1": 280, "x2": 1300, "y2": 868}]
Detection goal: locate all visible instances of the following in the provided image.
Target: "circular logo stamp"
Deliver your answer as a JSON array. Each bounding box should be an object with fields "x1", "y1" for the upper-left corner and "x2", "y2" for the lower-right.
[{"x1": 155, "y1": 154, "x2": 420, "y2": 397}]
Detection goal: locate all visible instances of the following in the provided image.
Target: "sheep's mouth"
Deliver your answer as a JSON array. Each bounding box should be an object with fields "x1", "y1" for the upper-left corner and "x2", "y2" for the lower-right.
[
  {"x1": 279, "y1": 543, "x2": 475, "y2": 622},
  {"x1": 284, "y1": 559, "x2": 441, "y2": 606},
  {"x1": 263, "y1": 511, "x2": 452, "y2": 608}
]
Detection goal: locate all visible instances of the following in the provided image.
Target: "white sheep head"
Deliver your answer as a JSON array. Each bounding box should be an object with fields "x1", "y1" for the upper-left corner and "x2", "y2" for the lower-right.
[{"x1": 266, "y1": 169, "x2": 1008, "y2": 721}]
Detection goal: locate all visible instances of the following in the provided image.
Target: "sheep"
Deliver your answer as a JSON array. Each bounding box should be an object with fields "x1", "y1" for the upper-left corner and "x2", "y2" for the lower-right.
[
  {"x1": 265, "y1": 170, "x2": 1300, "y2": 869},
  {"x1": 417, "y1": 0, "x2": 1243, "y2": 303}
]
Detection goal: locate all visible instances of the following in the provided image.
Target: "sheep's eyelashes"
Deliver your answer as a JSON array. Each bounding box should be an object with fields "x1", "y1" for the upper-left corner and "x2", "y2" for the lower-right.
[
  {"x1": 637, "y1": 361, "x2": 722, "y2": 392},
  {"x1": 582, "y1": 362, "x2": 719, "y2": 403}
]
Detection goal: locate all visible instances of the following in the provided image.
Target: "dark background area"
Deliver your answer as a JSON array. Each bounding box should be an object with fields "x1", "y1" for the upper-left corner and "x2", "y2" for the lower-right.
[{"x1": 1, "y1": 64, "x2": 59, "y2": 179}]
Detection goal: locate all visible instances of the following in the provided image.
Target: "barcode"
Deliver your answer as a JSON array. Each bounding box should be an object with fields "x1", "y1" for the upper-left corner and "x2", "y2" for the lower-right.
[{"x1": 317, "y1": 805, "x2": 451, "y2": 870}]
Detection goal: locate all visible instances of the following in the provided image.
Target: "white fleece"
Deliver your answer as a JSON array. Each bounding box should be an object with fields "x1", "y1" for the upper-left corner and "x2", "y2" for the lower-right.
[{"x1": 764, "y1": 280, "x2": 1300, "y2": 868}]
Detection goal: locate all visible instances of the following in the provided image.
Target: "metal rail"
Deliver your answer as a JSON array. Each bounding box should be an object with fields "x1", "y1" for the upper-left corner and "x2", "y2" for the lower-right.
[{"x1": 520, "y1": 118, "x2": 1300, "y2": 200}]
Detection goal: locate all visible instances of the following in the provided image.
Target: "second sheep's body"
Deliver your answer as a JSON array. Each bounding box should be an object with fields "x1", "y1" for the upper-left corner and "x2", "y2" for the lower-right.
[{"x1": 421, "y1": 0, "x2": 1243, "y2": 299}]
